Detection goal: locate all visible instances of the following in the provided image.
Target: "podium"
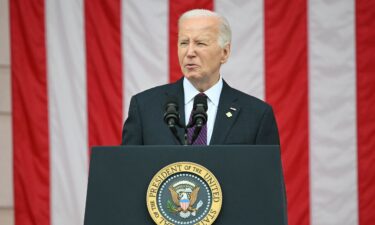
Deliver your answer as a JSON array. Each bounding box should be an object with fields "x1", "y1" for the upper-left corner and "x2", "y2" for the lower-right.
[{"x1": 84, "y1": 145, "x2": 287, "y2": 225}]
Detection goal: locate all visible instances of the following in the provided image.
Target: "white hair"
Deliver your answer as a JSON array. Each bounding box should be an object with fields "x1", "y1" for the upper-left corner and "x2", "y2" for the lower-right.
[{"x1": 178, "y1": 9, "x2": 232, "y2": 48}]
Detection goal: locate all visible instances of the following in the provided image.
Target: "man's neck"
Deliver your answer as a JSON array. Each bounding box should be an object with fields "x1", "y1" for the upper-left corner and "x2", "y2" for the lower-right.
[{"x1": 187, "y1": 75, "x2": 220, "y2": 92}]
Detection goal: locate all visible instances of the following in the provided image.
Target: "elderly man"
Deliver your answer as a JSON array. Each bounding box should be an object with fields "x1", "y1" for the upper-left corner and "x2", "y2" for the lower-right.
[{"x1": 121, "y1": 9, "x2": 279, "y2": 145}]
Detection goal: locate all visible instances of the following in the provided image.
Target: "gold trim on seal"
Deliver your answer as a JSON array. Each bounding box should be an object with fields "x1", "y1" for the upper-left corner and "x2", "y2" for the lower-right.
[{"x1": 146, "y1": 162, "x2": 222, "y2": 225}]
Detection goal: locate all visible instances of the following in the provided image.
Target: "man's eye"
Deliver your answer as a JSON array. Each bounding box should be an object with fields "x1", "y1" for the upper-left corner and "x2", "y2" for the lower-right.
[
  {"x1": 197, "y1": 42, "x2": 206, "y2": 46},
  {"x1": 179, "y1": 42, "x2": 188, "y2": 46}
]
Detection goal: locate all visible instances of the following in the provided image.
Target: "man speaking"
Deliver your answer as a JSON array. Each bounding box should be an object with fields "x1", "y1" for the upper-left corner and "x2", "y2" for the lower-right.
[{"x1": 121, "y1": 9, "x2": 280, "y2": 146}]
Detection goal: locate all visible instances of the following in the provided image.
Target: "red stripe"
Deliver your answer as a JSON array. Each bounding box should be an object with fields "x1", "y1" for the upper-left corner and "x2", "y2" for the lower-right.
[
  {"x1": 10, "y1": 1, "x2": 50, "y2": 225},
  {"x1": 85, "y1": 0, "x2": 123, "y2": 146},
  {"x1": 168, "y1": 0, "x2": 213, "y2": 83},
  {"x1": 264, "y1": 1, "x2": 310, "y2": 225},
  {"x1": 356, "y1": 0, "x2": 375, "y2": 224}
]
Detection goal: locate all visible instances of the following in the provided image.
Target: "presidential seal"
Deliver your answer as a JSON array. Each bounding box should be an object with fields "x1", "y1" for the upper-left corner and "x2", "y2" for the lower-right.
[{"x1": 146, "y1": 162, "x2": 222, "y2": 225}]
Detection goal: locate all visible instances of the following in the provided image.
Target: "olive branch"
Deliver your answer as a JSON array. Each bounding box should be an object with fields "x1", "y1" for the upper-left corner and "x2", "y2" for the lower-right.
[{"x1": 166, "y1": 200, "x2": 178, "y2": 213}]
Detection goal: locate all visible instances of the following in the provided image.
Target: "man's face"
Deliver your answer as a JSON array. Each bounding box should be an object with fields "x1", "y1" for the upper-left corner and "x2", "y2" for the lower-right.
[{"x1": 178, "y1": 17, "x2": 230, "y2": 87}]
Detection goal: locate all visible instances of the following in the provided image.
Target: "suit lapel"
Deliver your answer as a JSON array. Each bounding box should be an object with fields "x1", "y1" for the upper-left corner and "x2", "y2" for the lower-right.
[{"x1": 210, "y1": 81, "x2": 240, "y2": 145}]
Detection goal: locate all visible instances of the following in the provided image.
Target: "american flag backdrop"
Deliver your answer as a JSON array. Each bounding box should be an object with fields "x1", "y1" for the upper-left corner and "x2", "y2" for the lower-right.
[{"x1": 9, "y1": 0, "x2": 375, "y2": 225}]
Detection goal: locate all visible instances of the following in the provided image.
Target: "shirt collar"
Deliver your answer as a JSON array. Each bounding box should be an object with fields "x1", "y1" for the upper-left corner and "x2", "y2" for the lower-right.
[{"x1": 183, "y1": 76, "x2": 223, "y2": 106}]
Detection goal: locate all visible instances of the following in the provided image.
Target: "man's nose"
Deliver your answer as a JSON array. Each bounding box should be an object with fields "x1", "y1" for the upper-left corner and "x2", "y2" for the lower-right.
[{"x1": 186, "y1": 43, "x2": 196, "y2": 57}]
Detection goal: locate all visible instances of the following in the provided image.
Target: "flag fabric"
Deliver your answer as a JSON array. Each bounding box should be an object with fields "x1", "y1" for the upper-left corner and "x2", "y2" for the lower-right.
[{"x1": 10, "y1": 0, "x2": 375, "y2": 225}]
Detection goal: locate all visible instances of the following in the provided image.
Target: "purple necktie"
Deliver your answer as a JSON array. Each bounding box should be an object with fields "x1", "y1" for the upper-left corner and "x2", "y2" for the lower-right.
[{"x1": 187, "y1": 93, "x2": 207, "y2": 145}]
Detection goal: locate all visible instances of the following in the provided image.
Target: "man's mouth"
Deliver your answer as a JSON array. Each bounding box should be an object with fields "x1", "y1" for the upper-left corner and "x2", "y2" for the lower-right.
[{"x1": 185, "y1": 64, "x2": 199, "y2": 69}]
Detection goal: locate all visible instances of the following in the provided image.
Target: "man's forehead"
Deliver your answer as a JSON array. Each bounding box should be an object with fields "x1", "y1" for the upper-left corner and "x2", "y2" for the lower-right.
[
  {"x1": 178, "y1": 17, "x2": 219, "y2": 38},
  {"x1": 178, "y1": 31, "x2": 215, "y2": 40}
]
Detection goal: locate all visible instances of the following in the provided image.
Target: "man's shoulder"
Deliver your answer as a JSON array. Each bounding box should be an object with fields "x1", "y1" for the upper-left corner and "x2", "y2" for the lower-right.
[{"x1": 225, "y1": 83, "x2": 273, "y2": 111}]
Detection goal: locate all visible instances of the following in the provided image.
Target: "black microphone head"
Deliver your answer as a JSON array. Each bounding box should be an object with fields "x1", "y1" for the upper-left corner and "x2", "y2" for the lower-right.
[
  {"x1": 163, "y1": 96, "x2": 183, "y2": 144},
  {"x1": 164, "y1": 95, "x2": 179, "y2": 111},
  {"x1": 164, "y1": 95, "x2": 180, "y2": 126},
  {"x1": 193, "y1": 94, "x2": 208, "y2": 111},
  {"x1": 191, "y1": 94, "x2": 208, "y2": 127}
]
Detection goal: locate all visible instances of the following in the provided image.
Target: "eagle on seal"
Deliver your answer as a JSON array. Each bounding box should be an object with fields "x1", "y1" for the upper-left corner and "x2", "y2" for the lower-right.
[{"x1": 169, "y1": 185, "x2": 200, "y2": 212}]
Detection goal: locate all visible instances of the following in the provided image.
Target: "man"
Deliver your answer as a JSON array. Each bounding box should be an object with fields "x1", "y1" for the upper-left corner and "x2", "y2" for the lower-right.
[{"x1": 122, "y1": 9, "x2": 279, "y2": 145}]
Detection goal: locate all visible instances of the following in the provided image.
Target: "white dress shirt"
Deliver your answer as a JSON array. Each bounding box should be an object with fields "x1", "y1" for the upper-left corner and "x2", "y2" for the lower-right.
[{"x1": 183, "y1": 77, "x2": 223, "y2": 144}]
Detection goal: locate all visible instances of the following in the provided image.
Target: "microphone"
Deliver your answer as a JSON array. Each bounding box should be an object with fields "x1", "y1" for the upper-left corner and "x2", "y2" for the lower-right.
[
  {"x1": 191, "y1": 94, "x2": 208, "y2": 127},
  {"x1": 164, "y1": 96, "x2": 182, "y2": 145},
  {"x1": 190, "y1": 94, "x2": 208, "y2": 144},
  {"x1": 164, "y1": 96, "x2": 180, "y2": 127}
]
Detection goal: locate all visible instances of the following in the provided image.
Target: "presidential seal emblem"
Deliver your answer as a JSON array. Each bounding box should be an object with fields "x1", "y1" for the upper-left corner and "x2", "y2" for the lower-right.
[{"x1": 146, "y1": 162, "x2": 222, "y2": 225}]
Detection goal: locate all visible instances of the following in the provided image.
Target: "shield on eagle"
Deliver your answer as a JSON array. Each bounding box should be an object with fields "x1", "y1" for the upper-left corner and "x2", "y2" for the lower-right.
[
  {"x1": 168, "y1": 180, "x2": 200, "y2": 213},
  {"x1": 180, "y1": 198, "x2": 190, "y2": 211}
]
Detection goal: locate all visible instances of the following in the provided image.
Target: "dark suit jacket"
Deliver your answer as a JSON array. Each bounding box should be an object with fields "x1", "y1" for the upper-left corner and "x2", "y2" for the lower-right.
[{"x1": 121, "y1": 78, "x2": 280, "y2": 145}]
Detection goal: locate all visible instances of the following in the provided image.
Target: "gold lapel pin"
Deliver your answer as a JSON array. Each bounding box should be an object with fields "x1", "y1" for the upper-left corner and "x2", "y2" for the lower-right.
[{"x1": 226, "y1": 112, "x2": 233, "y2": 118}]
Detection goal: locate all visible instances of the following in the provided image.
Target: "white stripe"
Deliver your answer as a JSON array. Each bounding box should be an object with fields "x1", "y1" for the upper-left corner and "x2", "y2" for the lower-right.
[
  {"x1": 308, "y1": 0, "x2": 358, "y2": 225},
  {"x1": 46, "y1": 1, "x2": 88, "y2": 225},
  {"x1": 215, "y1": 0, "x2": 265, "y2": 100},
  {"x1": 122, "y1": 0, "x2": 169, "y2": 117}
]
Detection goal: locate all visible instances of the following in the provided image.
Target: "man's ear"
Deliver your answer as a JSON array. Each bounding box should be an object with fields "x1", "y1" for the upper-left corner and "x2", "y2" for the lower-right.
[{"x1": 221, "y1": 43, "x2": 231, "y2": 64}]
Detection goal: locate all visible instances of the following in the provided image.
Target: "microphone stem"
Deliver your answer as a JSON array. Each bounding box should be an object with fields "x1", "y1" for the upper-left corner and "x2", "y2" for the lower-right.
[
  {"x1": 184, "y1": 127, "x2": 188, "y2": 145},
  {"x1": 169, "y1": 124, "x2": 182, "y2": 145}
]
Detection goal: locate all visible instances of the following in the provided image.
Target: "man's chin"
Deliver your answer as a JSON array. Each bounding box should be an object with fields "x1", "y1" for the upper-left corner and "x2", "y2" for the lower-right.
[{"x1": 184, "y1": 73, "x2": 204, "y2": 82}]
